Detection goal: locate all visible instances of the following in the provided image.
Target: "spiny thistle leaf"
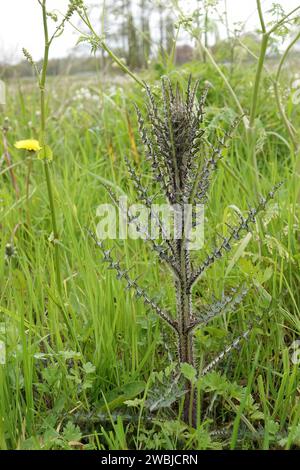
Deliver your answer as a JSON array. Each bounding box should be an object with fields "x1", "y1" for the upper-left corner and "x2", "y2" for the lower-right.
[
  {"x1": 189, "y1": 182, "x2": 283, "y2": 289},
  {"x1": 88, "y1": 229, "x2": 178, "y2": 333}
]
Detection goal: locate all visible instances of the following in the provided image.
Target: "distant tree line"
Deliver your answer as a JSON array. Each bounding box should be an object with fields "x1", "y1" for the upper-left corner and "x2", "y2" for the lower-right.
[
  {"x1": 0, "y1": 0, "x2": 177, "y2": 78},
  {"x1": 1, "y1": 0, "x2": 292, "y2": 79},
  {"x1": 98, "y1": 0, "x2": 175, "y2": 69}
]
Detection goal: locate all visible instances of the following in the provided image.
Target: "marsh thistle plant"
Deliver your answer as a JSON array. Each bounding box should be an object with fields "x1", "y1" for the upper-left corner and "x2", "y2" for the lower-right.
[{"x1": 90, "y1": 78, "x2": 281, "y2": 425}]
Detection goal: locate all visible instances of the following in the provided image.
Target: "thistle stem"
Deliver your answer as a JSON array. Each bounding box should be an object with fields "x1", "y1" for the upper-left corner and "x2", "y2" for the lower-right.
[{"x1": 176, "y1": 212, "x2": 195, "y2": 425}]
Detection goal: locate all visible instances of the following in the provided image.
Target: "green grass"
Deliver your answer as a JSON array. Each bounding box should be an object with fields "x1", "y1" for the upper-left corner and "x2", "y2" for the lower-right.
[{"x1": 0, "y1": 61, "x2": 300, "y2": 450}]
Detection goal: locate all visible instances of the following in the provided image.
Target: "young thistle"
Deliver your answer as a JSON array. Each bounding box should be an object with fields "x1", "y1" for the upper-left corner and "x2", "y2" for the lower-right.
[{"x1": 91, "y1": 77, "x2": 281, "y2": 425}]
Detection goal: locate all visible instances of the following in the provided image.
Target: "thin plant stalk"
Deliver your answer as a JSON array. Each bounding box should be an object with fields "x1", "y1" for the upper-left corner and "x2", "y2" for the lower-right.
[
  {"x1": 250, "y1": 1, "x2": 300, "y2": 128},
  {"x1": 74, "y1": 8, "x2": 146, "y2": 91},
  {"x1": 2, "y1": 121, "x2": 20, "y2": 200},
  {"x1": 248, "y1": 0, "x2": 300, "y2": 188},
  {"x1": 40, "y1": 0, "x2": 62, "y2": 296},
  {"x1": 273, "y1": 30, "x2": 300, "y2": 150},
  {"x1": 25, "y1": 157, "x2": 33, "y2": 226}
]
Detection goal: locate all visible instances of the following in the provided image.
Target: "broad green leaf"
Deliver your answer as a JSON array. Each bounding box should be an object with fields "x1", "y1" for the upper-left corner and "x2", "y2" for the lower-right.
[
  {"x1": 38, "y1": 145, "x2": 53, "y2": 161},
  {"x1": 63, "y1": 422, "x2": 82, "y2": 443},
  {"x1": 99, "y1": 381, "x2": 145, "y2": 412},
  {"x1": 180, "y1": 362, "x2": 197, "y2": 384},
  {"x1": 253, "y1": 279, "x2": 272, "y2": 307},
  {"x1": 225, "y1": 232, "x2": 252, "y2": 277},
  {"x1": 82, "y1": 362, "x2": 96, "y2": 374}
]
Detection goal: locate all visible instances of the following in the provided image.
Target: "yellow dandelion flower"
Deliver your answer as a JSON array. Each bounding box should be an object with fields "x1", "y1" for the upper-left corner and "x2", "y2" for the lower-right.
[{"x1": 14, "y1": 139, "x2": 42, "y2": 152}]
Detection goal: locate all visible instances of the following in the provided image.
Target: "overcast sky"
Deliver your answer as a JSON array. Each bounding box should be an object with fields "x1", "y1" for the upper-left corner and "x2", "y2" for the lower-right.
[{"x1": 0, "y1": 0, "x2": 300, "y2": 63}]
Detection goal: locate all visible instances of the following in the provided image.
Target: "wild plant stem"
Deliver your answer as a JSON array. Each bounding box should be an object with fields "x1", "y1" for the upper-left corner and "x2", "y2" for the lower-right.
[
  {"x1": 247, "y1": 1, "x2": 269, "y2": 190},
  {"x1": 203, "y1": 7, "x2": 208, "y2": 63},
  {"x1": 173, "y1": 2, "x2": 245, "y2": 119},
  {"x1": 44, "y1": 163, "x2": 62, "y2": 295},
  {"x1": 25, "y1": 158, "x2": 32, "y2": 226},
  {"x1": 256, "y1": 0, "x2": 266, "y2": 34},
  {"x1": 40, "y1": 0, "x2": 62, "y2": 296},
  {"x1": 249, "y1": 33, "x2": 268, "y2": 128},
  {"x1": 198, "y1": 41, "x2": 245, "y2": 118},
  {"x1": 273, "y1": 30, "x2": 300, "y2": 150},
  {"x1": 249, "y1": 0, "x2": 300, "y2": 187},
  {"x1": 78, "y1": 9, "x2": 146, "y2": 91}
]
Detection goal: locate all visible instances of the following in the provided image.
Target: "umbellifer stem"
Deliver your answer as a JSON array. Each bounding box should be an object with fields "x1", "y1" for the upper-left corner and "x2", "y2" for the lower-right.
[{"x1": 40, "y1": 0, "x2": 62, "y2": 296}]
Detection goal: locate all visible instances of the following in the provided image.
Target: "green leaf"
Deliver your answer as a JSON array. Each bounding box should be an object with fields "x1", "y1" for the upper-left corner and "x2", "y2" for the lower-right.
[
  {"x1": 99, "y1": 381, "x2": 145, "y2": 412},
  {"x1": 180, "y1": 363, "x2": 197, "y2": 384},
  {"x1": 238, "y1": 258, "x2": 257, "y2": 276},
  {"x1": 253, "y1": 279, "x2": 272, "y2": 307},
  {"x1": 263, "y1": 266, "x2": 273, "y2": 283},
  {"x1": 200, "y1": 371, "x2": 230, "y2": 394},
  {"x1": 250, "y1": 410, "x2": 265, "y2": 421},
  {"x1": 62, "y1": 422, "x2": 82, "y2": 443},
  {"x1": 225, "y1": 232, "x2": 252, "y2": 277},
  {"x1": 82, "y1": 362, "x2": 96, "y2": 374},
  {"x1": 124, "y1": 398, "x2": 144, "y2": 407},
  {"x1": 38, "y1": 145, "x2": 53, "y2": 161},
  {"x1": 268, "y1": 420, "x2": 280, "y2": 436}
]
